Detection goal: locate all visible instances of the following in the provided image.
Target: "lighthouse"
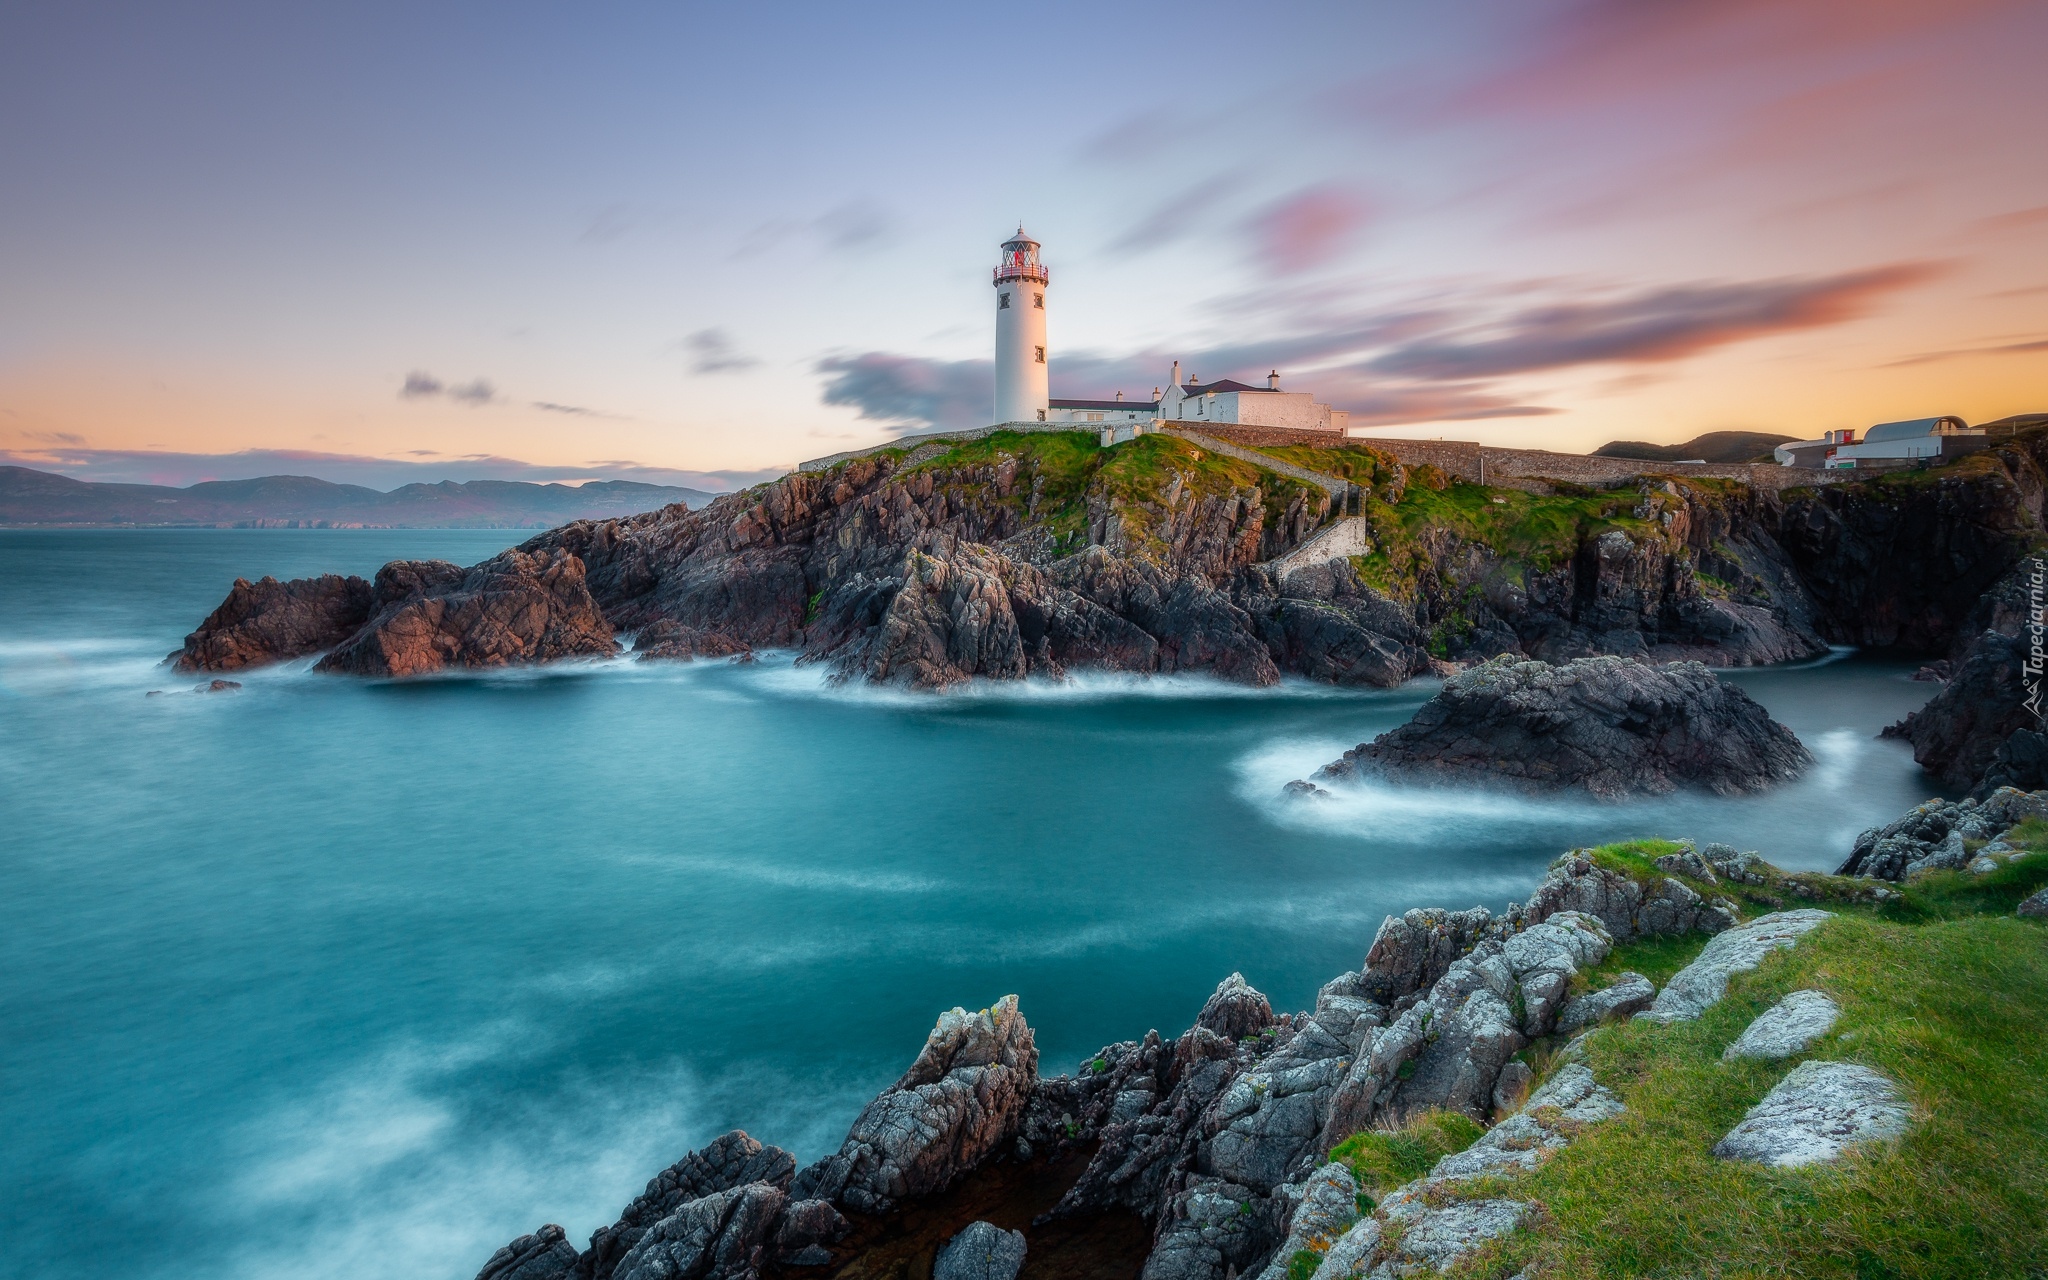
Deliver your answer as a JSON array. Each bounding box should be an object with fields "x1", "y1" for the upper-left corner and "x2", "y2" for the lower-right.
[{"x1": 992, "y1": 227, "x2": 1049, "y2": 424}]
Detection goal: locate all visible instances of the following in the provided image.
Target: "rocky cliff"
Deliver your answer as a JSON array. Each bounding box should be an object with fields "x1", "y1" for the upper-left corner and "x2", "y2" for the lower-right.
[{"x1": 171, "y1": 426, "x2": 2048, "y2": 688}]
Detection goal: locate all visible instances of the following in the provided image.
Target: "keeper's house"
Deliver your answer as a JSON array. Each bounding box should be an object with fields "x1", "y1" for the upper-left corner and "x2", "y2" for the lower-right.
[{"x1": 1774, "y1": 416, "x2": 1986, "y2": 469}]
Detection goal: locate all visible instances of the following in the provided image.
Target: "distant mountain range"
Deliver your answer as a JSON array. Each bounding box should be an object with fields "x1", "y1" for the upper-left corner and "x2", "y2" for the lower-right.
[
  {"x1": 1591, "y1": 431, "x2": 1796, "y2": 464},
  {"x1": 0, "y1": 466, "x2": 717, "y2": 528}
]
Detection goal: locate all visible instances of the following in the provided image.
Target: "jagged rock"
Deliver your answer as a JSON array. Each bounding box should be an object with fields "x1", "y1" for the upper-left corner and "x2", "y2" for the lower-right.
[
  {"x1": 1638, "y1": 911, "x2": 1834, "y2": 1023},
  {"x1": 2018, "y1": 887, "x2": 2048, "y2": 919},
  {"x1": 1283, "y1": 779, "x2": 1333, "y2": 799},
  {"x1": 1837, "y1": 789, "x2": 2048, "y2": 880},
  {"x1": 1357, "y1": 908, "x2": 1494, "y2": 1005},
  {"x1": 770, "y1": 1199, "x2": 847, "y2": 1266},
  {"x1": 1138, "y1": 1177, "x2": 1269, "y2": 1280},
  {"x1": 315, "y1": 548, "x2": 616, "y2": 676},
  {"x1": 1520, "y1": 852, "x2": 1737, "y2": 942},
  {"x1": 1311, "y1": 656, "x2": 1812, "y2": 800},
  {"x1": 1197, "y1": 972, "x2": 1276, "y2": 1042},
  {"x1": 1968, "y1": 855, "x2": 2000, "y2": 875},
  {"x1": 1554, "y1": 972, "x2": 1656, "y2": 1036},
  {"x1": 475, "y1": 1224, "x2": 578, "y2": 1280},
  {"x1": 610, "y1": 1182, "x2": 787, "y2": 1280},
  {"x1": 1249, "y1": 1163, "x2": 1360, "y2": 1280},
  {"x1": 793, "y1": 996, "x2": 1037, "y2": 1215},
  {"x1": 1723, "y1": 990, "x2": 1841, "y2": 1061},
  {"x1": 1499, "y1": 910, "x2": 1611, "y2": 1036},
  {"x1": 633, "y1": 618, "x2": 752, "y2": 661},
  {"x1": 170, "y1": 572, "x2": 375, "y2": 672},
  {"x1": 933, "y1": 1221, "x2": 1026, "y2": 1280},
  {"x1": 1712, "y1": 1060, "x2": 1910, "y2": 1167},
  {"x1": 1882, "y1": 628, "x2": 2033, "y2": 792},
  {"x1": 582, "y1": 1131, "x2": 796, "y2": 1280},
  {"x1": 1700, "y1": 843, "x2": 1764, "y2": 884},
  {"x1": 1654, "y1": 848, "x2": 1717, "y2": 882},
  {"x1": 1046, "y1": 1018, "x2": 1251, "y2": 1225}
]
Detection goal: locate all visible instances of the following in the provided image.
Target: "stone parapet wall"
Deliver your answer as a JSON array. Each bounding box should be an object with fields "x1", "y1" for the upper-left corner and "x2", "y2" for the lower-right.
[
  {"x1": 1159, "y1": 427, "x2": 1352, "y2": 500},
  {"x1": 1175, "y1": 424, "x2": 1349, "y2": 450},
  {"x1": 1352, "y1": 437, "x2": 1846, "y2": 491}
]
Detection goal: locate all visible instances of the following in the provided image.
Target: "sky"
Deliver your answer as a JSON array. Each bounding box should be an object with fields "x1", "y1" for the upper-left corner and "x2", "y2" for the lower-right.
[{"x1": 1, "y1": 0, "x2": 2044, "y2": 492}]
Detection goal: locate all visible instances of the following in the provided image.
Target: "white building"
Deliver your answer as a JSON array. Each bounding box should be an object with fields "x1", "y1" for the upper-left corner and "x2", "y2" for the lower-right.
[
  {"x1": 1773, "y1": 416, "x2": 1985, "y2": 469},
  {"x1": 990, "y1": 231, "x2": 1348, "y2": 437}
]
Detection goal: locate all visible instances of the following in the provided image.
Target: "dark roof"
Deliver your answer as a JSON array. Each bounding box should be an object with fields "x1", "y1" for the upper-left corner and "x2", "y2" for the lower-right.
[
  {"x1": 1182, "y1": 379, "x2": 1278, "y2": 395},
  {"x1": 1050, "y1": 398, "x2": 1153, "y2": 411}
]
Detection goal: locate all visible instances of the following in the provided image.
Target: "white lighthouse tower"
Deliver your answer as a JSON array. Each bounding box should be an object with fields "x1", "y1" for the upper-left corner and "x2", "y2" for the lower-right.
[{"x1": 992, "y1": 227, "x2": 1049, "y2": 424}]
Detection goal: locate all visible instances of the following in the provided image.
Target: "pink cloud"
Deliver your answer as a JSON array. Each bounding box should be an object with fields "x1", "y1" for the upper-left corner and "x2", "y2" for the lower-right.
[{"x1": 1244, "y1": 187, "x2": 1373, "y2": 275}]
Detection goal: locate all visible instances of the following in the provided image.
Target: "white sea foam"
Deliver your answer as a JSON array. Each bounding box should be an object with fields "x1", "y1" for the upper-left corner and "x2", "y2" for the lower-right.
[{"x1": 207, "y1": 1025, "x2": 874, "y2": 1280}]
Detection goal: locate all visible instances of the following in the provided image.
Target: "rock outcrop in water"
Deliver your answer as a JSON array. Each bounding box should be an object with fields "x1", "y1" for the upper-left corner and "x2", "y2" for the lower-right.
[
  {"x1": 175, "y1": 549, "x2": 615, "y2": 677},
  {"x1": 174, "y1": 424, "x2": 2048, "y2": 683},
  {"x1": 1306, "y1": 655, "x2": 1811, "y2": 799},
  {"x1": 170, "y1": 573, "x2": 374, "y2": 672}
]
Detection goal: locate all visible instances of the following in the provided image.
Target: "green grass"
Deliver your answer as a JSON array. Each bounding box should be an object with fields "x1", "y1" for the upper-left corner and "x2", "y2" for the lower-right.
[
  {"x1": 895, "y1": 430, "x2": 1328, "y2": 560},
  {"x1": 1332, "y1": 1109, "x2": 1487, "y2": 1201},
  {"x1": 1431, "y1": 835, "x2": 2048, "y2": 1279}
]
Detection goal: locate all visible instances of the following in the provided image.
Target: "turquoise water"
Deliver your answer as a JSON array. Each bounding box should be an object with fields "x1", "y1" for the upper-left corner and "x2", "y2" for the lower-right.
[{"x1": 0, "y1": 529, "x2": 1945, "y2": 1280}]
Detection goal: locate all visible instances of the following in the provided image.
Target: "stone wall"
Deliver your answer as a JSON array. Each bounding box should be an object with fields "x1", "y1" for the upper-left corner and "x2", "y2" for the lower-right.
[{"x1": 1352, "y1": 437, "x2": 1846, "y2": 492}]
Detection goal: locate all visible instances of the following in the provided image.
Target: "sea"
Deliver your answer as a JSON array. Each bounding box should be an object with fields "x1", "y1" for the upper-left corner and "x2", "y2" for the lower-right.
[{"x1": 0, "y1": 528, "x2": 1950, "y2": 1280}]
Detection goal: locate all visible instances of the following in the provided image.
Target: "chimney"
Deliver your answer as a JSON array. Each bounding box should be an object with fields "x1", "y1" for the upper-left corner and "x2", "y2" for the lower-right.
[
  {"x1": 1152, "y1": 386, "x2": 1162, "y2": 402},
  {"x1": 1268, "y1": 369, "x2": 1280, "y2": 390},
  {"x1": 1114, "y1": 391, "x2": 1124, "y2": 402}
]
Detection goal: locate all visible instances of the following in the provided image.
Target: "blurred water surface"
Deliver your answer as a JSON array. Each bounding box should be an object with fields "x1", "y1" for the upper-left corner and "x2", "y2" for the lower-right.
[{"x1": 0, "y1": 528, "x2": 1943, "y2": 1280}]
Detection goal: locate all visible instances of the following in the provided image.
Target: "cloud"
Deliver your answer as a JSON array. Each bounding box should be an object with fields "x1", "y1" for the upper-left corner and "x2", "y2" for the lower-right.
[
  {"x1": 685, "y1": 329, "x2": 760, "y2": 375},
  {"x1": 1244, "y1": 187, "x2": 1372, "y2": 274},
  {"x1": 814, "y1": 200, "x2": 894, "y2": 251},
  {"x1": 814, "y1": 353, "x2": 992, "y2": 429},
  {"x1": 0, "y1": 445, "x2": 780, "y2": 492},
  {"x1": 1368, "y1": 263, "x2": 1939, "y2": 379},
  {"x1": 733, "y1": 201, "x2": 898, "y2": 260},
  {"x1": 1879, "y1": 337, "x2": 2048, "y2": 368},
  {"x1": 401, "y1": 372, "x2": 497, "y2": 406},
  {"x1": 1106, "y1": 183, "x2": 1217, "y2": 255}
]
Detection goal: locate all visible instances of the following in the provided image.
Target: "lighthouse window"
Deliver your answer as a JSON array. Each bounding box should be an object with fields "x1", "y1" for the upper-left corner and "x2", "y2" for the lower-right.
[
  {"x1": 1034, "y1": 346, "x2": 1045, "y2": 363},
  {"x1": 998, "y1": 292, "x2": 1010, "y2": 309},
  {"x1": 1033, "y1": 293, "x2": 1043, "y2": 308}
]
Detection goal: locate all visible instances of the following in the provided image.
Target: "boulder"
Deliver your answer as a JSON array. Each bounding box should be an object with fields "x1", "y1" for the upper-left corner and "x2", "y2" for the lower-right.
[
  {"x1": 1722, "y1": 990, "x2": 1841, "y2": 1061},
  {"x1": 1711, "y1": 1060, "x2": 1910, "y2": 1167},
  {"x1": 1428, "y1": 1064, "x2": 1624, "y2": 1183},
  {"x1": 933, "y1": 1221, "x2": 1026, "y2": 1280},
  {"x1": 2019, "y1": 887, "x2": 2048, "y2": 919},
  {"x1": 793, "y1": 996, "x2": 1038, "y2": 1215},
  {"x1": 1638, "y1": 911, "x2": 1833, "y2": 1023},
  {"x1": 316, "y1": 548, "x2": 616, "y2": 676},
  {"x1": 1554, "y1": 972, "x2": 1656, "y2": 1036},
  {"x1": 1308, "y1": 656, "x2": 1812, "y2": 800},
  {"x1": 170, "y1": 573, "x2": 375, "y2": 672},
  {"x1": 474, "y1": 1224, "x2": 578, "y2": 1280},
  {"x1": 581, "y1": 1130, "x2": 796, "y2": 1280},
  {"x1": 1357, "y1": 907, "x2": 1494, "y2": 1004}
]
